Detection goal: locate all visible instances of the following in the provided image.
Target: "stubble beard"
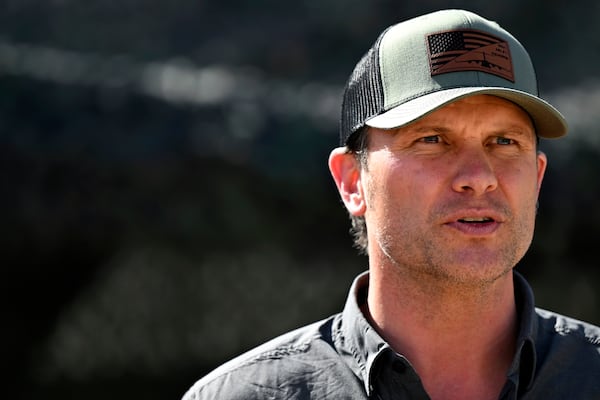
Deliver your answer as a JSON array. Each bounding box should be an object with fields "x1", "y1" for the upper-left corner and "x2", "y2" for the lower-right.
[{"x1": 374, "y1": 202, "x2": 536, "y2": 292}]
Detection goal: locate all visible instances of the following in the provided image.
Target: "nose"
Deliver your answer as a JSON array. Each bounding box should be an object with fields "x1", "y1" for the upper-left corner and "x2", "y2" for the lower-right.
[{"x1": 451, "y1": 147, "x2": 498, "y2": 196}]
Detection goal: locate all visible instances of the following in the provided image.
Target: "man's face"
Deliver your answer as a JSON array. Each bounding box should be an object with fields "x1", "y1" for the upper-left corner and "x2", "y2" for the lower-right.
[{"x1": 360, "y1": 94, "x2": 547, "y2": 285}]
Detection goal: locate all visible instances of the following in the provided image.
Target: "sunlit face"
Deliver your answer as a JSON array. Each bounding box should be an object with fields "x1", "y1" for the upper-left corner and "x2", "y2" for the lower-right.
[{"x1": 360, "y1": 95, "x2": 547, "y2": 285}]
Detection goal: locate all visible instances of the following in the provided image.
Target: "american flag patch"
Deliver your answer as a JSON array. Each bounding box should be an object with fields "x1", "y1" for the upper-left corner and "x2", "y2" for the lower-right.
[{"x1": 427, "y1": 29, "x2": 514, "y2": 82}]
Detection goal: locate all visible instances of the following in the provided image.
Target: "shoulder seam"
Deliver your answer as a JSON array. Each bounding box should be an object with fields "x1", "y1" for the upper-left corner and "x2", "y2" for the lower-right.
[
  {"x1": 189, "y1": 325, "x2": 328, "y2": 394},
  {"x1": 197, "y1": 340, "x2": 314, "y2": 390},
  {"x1": 538, "y1": 309, "x2": 600, "y2": 347}
]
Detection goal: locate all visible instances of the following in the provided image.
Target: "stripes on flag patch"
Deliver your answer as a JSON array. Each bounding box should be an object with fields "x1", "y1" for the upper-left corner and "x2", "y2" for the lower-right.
[{"x1": 426, "y1": 29, "x2": 514, "y2": 82}]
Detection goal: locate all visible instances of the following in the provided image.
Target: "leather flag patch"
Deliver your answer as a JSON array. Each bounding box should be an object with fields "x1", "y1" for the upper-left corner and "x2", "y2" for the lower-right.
[{"x1": 427, "y1": 29, "x2": 514, "y2": 82}]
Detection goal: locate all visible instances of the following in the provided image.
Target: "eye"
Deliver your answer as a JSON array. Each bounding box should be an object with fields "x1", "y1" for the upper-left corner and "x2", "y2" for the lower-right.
[
  {"x1": 495, "y1": 136, "x2": 515, "y2": 145},
  {"x1": 418, "y1": 135, "x2": 441, "y2": 144}
]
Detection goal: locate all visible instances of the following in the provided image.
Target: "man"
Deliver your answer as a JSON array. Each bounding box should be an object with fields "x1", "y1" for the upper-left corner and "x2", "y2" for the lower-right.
[{"x1": 183, "y1": 9, "x2": 600, "y2": 399}]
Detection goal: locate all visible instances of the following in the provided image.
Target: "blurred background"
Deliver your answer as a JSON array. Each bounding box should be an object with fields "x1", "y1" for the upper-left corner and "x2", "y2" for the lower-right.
[{"x1": 3, "y1": 0, "x2": 599, "y2": 398}]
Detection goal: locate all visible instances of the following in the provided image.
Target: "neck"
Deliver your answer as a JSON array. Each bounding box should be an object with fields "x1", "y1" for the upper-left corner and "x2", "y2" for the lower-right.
[{"x1": 366, "y1": 263, "x2": 518, "y2": 400}]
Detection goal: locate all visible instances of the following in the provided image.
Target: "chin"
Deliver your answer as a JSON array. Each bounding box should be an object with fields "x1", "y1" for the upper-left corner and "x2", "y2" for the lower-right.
[{"x1": 439, "y1": 259, "x2": 516, "y2": 287}]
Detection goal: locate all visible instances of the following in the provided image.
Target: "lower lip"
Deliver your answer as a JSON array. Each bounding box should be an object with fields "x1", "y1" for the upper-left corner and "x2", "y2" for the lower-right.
[{"x1": 446, "y1": 221, "x2": 500, "y2": 236}]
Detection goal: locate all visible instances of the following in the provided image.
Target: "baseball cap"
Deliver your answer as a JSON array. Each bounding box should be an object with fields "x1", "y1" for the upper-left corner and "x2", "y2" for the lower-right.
[{"x1": 340, "y1": 9, "x2": 568, "y2": 145}]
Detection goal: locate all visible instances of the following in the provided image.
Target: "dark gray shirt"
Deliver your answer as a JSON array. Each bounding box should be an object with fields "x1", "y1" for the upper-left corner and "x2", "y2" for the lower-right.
[{"x1": 183, "y1": 271, "x2": 600, "y2": 399}]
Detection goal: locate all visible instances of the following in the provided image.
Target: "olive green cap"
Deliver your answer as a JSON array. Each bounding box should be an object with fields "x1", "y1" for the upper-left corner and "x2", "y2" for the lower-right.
[{"x1": 340, "y1": 9, "x2": 567, "y2": 144}]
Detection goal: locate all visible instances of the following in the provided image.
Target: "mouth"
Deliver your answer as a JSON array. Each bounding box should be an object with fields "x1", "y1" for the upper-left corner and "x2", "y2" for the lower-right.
[
  {"x1": 445, "y1": 213, "x2": 501, "y2": 236},
  {"x1": 458, "y1": 217, "x2": 495, "y2": 224}
]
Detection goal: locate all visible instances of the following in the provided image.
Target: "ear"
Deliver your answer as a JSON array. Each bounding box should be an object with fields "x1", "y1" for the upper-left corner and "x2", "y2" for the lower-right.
[
  {"x1": 535, "y1": 150, "x2": 548, "y2": 196},
  {"x1": 328, "y1": 147, "x2": 367, "y2": 216}
]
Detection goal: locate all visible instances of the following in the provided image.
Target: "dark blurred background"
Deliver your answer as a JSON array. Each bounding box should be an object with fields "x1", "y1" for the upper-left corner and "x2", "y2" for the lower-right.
[{"x1": 3, "y1": 1, "x2": 599, "y2": 398}]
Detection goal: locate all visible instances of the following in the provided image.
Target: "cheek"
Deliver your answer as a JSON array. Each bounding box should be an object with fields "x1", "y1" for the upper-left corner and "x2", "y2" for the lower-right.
[
  {"x1": 373, "y1": 160, "x2": 439, "y2": 210},
  {"x1": 401, "y1": 162, "x2": 448, "y2": 197},
  {"x1": 497, "y1": 164, "x2": 542, "y2": 208}
]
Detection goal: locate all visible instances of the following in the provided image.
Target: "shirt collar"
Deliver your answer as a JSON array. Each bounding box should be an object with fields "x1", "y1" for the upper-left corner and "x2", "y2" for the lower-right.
[
  {"x1": 509, "y1": 270, "x2": 539, "y2": 392},
  {"x1": 336, "y1": 271, "x2": 389, "y2": 396},
  {"x1": 335, "y1": 270, "x2": 539, "y2": 396}
]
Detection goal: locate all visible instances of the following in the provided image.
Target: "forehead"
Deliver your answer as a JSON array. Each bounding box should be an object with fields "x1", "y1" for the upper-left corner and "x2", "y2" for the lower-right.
[
  {"x1": 353, "y1": 94, "x2": 537, "y2": 151},
  {"x1": 373, "y1": 94, "x2": 537, "y2": 143},
  {"x1": 364, "y1": 94, "x2": 539, "y2": 147}
]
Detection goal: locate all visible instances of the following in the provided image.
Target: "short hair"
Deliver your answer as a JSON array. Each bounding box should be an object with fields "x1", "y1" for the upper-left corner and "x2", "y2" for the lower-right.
[{"x1": 345, "y1": 127, "x2": 369, "y2": 255}]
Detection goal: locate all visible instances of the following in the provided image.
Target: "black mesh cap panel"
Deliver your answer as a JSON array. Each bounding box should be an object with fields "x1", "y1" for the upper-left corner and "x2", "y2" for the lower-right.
[{"x1": 339, "y1": 40, "x2": 385, "y2": 146}]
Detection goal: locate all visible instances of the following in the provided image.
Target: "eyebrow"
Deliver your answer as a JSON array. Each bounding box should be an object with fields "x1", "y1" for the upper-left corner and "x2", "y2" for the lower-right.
[
  {"x1": 489, "y1": 126, "x2": 536, "y2": 140},
  {"x1": 399, "y1": 125, "x2": 452, "y2": 136},
  {"x1": 406, "y1": 124, "x2": 534, "y2": 137}
]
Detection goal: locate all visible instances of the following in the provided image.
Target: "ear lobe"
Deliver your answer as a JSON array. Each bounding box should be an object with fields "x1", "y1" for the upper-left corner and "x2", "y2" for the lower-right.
[{"x1": 328, "y1": 147, "x2": 367, "y2": 216}]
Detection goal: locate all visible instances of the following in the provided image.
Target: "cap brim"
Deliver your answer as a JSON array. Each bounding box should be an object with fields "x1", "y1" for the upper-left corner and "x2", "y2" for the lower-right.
[{"x1": 365, "y1": 87, "x2": 567, "y2": 139}]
